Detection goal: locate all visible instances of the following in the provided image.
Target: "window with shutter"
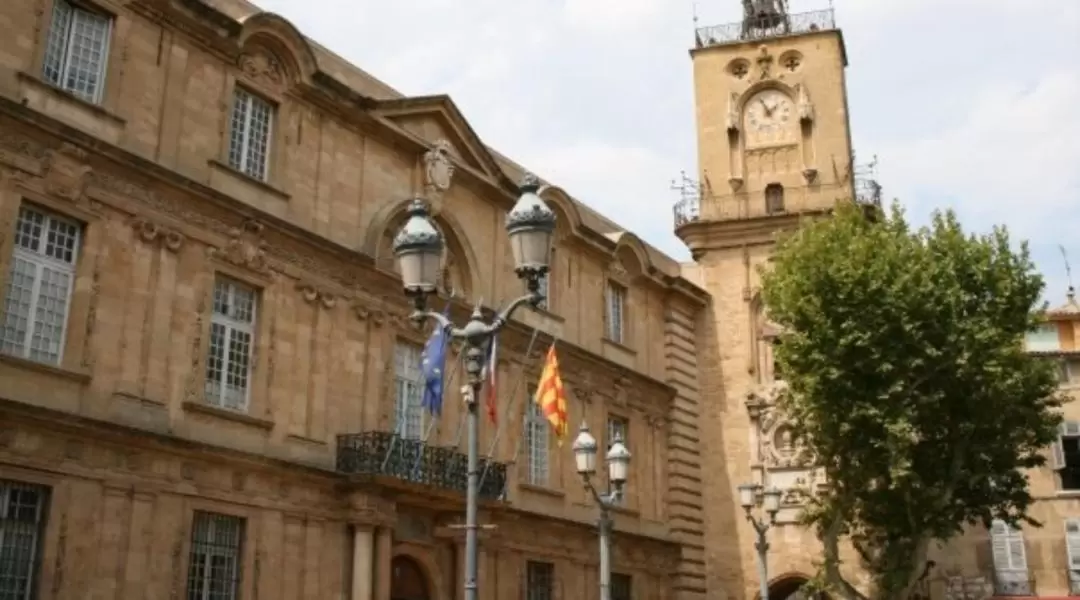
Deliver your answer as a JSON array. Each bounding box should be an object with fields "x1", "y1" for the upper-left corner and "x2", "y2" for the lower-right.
[
  {"x1": 1054, "y1": 421, "x2": 1080, "y2": 491},
  {"x1": 989, "y1": 519, "x2": 1030, "y2": 596},
  {"x1": 1066, "y1": 519, "x2": 1080, "y2": 595}
]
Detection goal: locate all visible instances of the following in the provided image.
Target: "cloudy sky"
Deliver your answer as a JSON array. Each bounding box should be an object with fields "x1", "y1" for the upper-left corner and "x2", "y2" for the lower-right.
[{"x1": 253, "y1": 0, "x2": 1079, "y2": 304}]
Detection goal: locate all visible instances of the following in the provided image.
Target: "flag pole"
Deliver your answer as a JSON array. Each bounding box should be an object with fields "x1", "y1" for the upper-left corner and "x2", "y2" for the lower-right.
[
  {"x1": 409, "y1": 343, "x2": 465, "y2": 480},
  {"x1": 477, "y1": 327, "x2": 542, "y2": 490}
]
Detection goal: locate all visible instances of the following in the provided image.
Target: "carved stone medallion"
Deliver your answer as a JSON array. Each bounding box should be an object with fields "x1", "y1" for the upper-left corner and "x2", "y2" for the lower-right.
[{"x1": 423, "y1": 139, "x2": 455, "y2": 194}]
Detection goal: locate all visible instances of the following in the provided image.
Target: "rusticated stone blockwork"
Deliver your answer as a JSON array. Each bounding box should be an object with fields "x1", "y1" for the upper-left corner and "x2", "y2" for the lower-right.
[{"x1": 0, "y1": 0, "x2": 709, "y2": 598}]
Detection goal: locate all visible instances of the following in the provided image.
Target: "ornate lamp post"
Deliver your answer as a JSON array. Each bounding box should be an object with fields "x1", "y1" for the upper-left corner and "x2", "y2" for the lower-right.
[
  {"x1": 739, "y1": 483, "x2": 783, "y2": 600},
  {"x1": 572, "y1": 422, "x2": 632, "y2": 600},
  {"x1": 391, "y1": 174, "x2": 557, "y2": 600}
]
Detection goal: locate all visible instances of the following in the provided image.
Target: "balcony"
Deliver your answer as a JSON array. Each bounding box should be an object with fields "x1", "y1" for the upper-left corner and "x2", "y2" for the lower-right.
[
  {"x1": 694, "y1": 8, "x2": 836, "y2": 49},
  {"x1": 336, "y1": 432, "x2": 509, "y2": 501},
  {"x1": 991, "y1": 570, "x2": 1034, "y2": 597}
]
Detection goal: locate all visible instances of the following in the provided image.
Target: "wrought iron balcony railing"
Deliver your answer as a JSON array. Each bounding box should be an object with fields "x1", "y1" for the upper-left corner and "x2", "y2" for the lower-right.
[
  {"x1": 336, "y1": 431, "x2": 508, "y2": 501},
  {"x1": 694, "y1": 8, "x2": 836, "y2": 49}
]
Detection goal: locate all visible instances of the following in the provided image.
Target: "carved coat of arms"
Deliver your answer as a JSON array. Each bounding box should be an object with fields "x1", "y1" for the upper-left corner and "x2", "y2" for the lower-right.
[{"x1": 424, "y1": 140, "x2": 455, "y2": 194}]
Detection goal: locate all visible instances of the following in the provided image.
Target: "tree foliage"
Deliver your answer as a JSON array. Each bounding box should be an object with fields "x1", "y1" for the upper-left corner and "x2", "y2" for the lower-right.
[{"x1": 761, "y1": 202, "x2": 1064, "y2": 600}]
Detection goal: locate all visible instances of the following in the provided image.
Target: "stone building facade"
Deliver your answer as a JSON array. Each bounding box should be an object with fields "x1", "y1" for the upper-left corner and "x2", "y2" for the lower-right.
[
  {"x1": 678, "y1": 4, "x2": 1080, "y2": 600},
  {"x1": 0, "y1": 0, "x2": 712, "y2": 599}
]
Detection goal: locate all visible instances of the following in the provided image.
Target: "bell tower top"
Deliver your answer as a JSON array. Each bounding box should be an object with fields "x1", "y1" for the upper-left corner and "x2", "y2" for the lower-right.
[{"x1": 676, "y1": 2, "x2": 878, "y2": 259}]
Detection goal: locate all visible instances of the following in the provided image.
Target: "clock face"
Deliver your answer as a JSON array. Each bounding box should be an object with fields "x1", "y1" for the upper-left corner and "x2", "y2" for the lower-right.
[{"x1": 744, "y1": 89, "x2": 796, "y2": 146}]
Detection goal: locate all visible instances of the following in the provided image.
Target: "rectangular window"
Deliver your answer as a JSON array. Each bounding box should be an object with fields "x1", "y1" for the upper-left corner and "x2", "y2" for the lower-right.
[
  {"x1": 204, "y1": 277, "x2": 257, "y2": 411},
  {"x1": 0, "y1": 205, "x2": 80, "y2": 365},
  {"x1": 523, "y1": 389, "x2": 549, "y2": 486},
  {"x1": 42, "y1": 0, "x2": 112, "y2": 104},
  {"x1": 0, "y1": 479, "x2": 50, "y2": 600},
  {"x1": 1051, "y1": 420, "x2": 1080, "y2": 491},
  {"x1": 536, "y1": 273, "x2": 549, "y2": 311},
  {"x1": 227, "y1": 87, "x2": 274, "y2": 181},
  {"x1": 1057, "y1": 358, "x2": 1080, "y2": 385},
  {"x1": 606, "y1": 415, "x2": 629, "y2": 502},
  {"x1": 1066, "y1": 519, "x2": 1080, "y2": 595},
  {"x1": 611, "y1": 573, "x2": 632, "y2": 600},
  {"x1": 185, "y1": 511, "x2": 243, "y2": 600},
  {"x1": 1025, "y1": 323, "x2": 1060, "y2": 352},
  {"x1": 605, "y1": 282, "x2": 626, "y2": 344},
  {"x1": 524, "y1": 560, "x2": 554, "y2": 600},
  {"x1": 989, "y1": 519, "x2": 1030, "y2": 596},
  {"x1": 393, "y1": 342, "x2": 424, "y2": 440}
]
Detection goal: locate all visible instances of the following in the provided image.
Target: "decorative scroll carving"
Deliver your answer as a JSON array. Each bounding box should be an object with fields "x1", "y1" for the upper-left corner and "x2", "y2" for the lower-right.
[
  {"x1": 352, "y1": 300, "x2": 387, "y2": 326},
  {"x1": 755, "y1": 45, "x2": 774, "y2": 80},
  {"x1": 132, "y1": 217, "x2": 186, "y2": 252},
  {"x1": 0, "y1": 132, "x2": 48, "y2": 167},
  {"x1": 296, "y1": 281, "x2": 337, "y2": 309},
  {"x1": 796, "y1": 83, "x2": 815, "y2": 123},
  {"x1": 43, "y1": 144, "x2": 101, "y2": 213},
  {"x1": 207, "y1": 219, "x2": 272, "y2": 274},
  {"x1": 423, "y1": 139, "x2": 455, "y2": 196},
  {"x1": 238, "y1": 50, "x2": 285, "y2": 90}
]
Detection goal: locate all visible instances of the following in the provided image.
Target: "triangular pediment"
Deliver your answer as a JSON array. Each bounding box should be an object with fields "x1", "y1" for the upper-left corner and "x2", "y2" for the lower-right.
[{"x1": 374, "y1": 95, "x2": 512, "y2": 189}]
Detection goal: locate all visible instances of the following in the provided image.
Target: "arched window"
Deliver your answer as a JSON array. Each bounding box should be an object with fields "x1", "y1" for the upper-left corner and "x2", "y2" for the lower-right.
[{"x1": 765, "y1": 183, "x2": 785, "y2": 214}]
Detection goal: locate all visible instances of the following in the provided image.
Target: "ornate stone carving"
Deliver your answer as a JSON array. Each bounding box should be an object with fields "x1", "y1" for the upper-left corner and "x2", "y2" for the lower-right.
[
  {"x1": 755, "y1": 45, "x2": 774, "y2": 80},
  {"x1": 423, "y1": 139, "x2": 455, "y2": 196},
  {"x1": 296, "y1": 281, "x2": 337, "y2": 309},
  {"x1": 208, "y1": 219, "x2": 272, "y2": 274},
  {"x1": 797, "y1": 83, "x2": 815, "y2": 123},
  {"x1": 132, "y1": 217, "x2": 186, "y2": 253},
  {"x1": 609, "y1": 260, "x2": 628, "y2": 280},
  {"x1": 238, "y1": 50, "x2": 285, "y2": 89},
  {"x1": 352, "y1": 300, "x2": 387, "y2": 326},
  {"x1": 747, "y1": 380, "x2": 812, "y2": 470},
  {"x1": 43, "y1": 144, "x2": 99, "y2": 212}
]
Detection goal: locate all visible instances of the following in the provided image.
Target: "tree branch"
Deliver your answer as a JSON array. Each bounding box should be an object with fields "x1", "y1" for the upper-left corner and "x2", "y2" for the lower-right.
[{"x1": 821, "y1": 514, "x2": 868, "y2": 600}]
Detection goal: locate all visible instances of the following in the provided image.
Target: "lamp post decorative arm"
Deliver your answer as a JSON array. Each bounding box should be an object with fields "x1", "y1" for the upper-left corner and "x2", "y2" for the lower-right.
[{"x1": 391, "y1": 173, "x2": 558, "y2": 600}]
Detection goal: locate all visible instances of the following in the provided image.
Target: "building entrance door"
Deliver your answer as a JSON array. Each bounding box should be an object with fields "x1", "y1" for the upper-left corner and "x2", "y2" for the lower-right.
[{"x1": 391, "y1": 555, "x2": 430, "y2": 600}]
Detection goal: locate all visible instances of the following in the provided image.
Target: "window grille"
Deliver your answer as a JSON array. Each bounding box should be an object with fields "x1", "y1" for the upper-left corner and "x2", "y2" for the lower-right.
[
  {"x1": 186, "y1": 511, "x2": 244, "y2": 600},
  {"x1": 0, "y1": 479, "x2": 50, "y2": 600},
  {"x1": 524, "y1": 560, "x2": 554, "y2": 600},
  {"x1": 393, "y1": 342, "x2": 424, "y2": 440}
]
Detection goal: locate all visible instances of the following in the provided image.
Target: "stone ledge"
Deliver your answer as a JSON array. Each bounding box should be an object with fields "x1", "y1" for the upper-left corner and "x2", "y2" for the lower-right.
[
  {"x1": 181, "y1": 400, "x2": 274, "y2": 430},
  {"x1": 520, "y1": 482, "x2": 565, "y2": 499},
  {"x1": 207, "y1": 159, "x2": 291, "y2": 202},
  {"x1": 0, "y1": 352, "x2": 92, "y2": 384},
  {"x1": 16, "y1": 71, "x2": 125, "y2": 145}
]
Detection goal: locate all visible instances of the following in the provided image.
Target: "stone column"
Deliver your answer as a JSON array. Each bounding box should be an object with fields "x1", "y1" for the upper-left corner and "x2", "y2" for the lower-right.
[
  {"x1": 374, "y1": 526, "x2": 393, "y2": 600},
  {"x1": 352, "y1": 526, "x2": 375, "y2": 600}
]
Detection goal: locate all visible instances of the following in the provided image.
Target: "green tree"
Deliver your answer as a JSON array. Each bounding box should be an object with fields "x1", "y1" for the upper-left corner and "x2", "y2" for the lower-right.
[{"x1": 761, "y1": 202, "x2": 1064, "y2": 600}]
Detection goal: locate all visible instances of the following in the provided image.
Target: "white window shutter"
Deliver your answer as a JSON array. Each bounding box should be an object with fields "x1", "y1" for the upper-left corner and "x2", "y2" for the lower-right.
[
  {"x1": 1051, "y1": 425, "x2": 1067, "y2": 470},
  {"x1": 990, "y1": 520, "x2": 1011, "y2": 570},
  {"x1": 1066, "y1": 519, "x2": 1080, "y2": 570},
  {"x1": 990, "y1": 520, "x2": 1027, "y2": 571},
  {"x1": 1007, "y1": 527, "x2": 1027, "y2": 571}
]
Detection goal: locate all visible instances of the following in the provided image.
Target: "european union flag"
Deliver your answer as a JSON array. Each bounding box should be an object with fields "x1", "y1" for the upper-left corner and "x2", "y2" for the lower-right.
[{"x1": 420, "y1": 302, "x2": 452, "y2": 417}]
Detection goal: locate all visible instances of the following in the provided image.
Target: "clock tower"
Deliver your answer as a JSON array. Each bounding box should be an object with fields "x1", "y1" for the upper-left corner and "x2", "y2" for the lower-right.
[{"x1": 674, "y1": 1, "x2": 880, "y2": 599}]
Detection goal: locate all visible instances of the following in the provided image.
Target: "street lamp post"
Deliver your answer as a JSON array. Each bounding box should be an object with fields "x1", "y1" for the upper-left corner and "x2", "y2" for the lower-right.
[
  {"x1": 572, "y1": 422, "x2": 632, "y2": 600},
  {"x1": 391, "y1": 173, "x2": 557, "y2": 600},
  {"x1": 739, "y1": 483, "x2": 783, "y2": 600}
]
